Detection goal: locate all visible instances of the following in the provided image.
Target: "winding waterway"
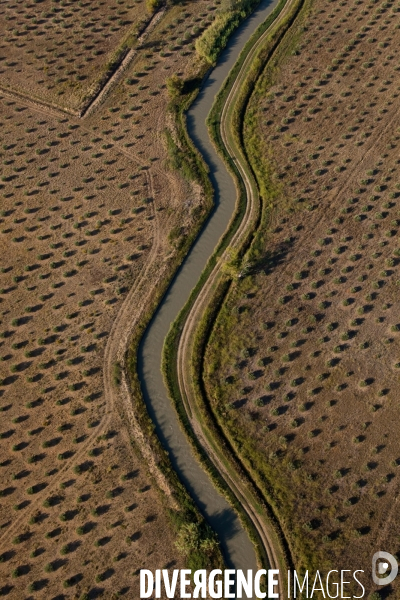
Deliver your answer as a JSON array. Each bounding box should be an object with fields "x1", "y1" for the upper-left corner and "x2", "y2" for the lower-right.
[{"x1": 138, "y1": 0, "x2": 279, "y2": 590}]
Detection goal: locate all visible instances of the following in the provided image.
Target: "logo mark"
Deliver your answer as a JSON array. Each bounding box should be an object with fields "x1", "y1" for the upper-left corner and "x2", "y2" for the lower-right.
[{"x1": 372, "y1": 552, "x2": 398, "y2": 586}]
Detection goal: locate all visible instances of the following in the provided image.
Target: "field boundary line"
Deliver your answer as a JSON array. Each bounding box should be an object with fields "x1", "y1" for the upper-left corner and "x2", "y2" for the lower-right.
[
  {"x1": 81, "y1": 8, "x2": 166, "y2": 118},
  {"x1": 0, "y1": 8, "x2": 166, "y2": 121}
]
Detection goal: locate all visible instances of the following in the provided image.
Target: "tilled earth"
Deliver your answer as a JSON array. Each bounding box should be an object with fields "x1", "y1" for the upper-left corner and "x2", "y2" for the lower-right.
[
  {"x1": 204, "y1": 0, "x2": 400, "y2": 593},
  {"x1": 0, "y1": 0, "x2": 218, "y2": 597}
]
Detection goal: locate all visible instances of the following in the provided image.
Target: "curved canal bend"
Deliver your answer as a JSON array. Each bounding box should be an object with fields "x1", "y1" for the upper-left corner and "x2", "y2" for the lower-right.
[{"x1": 138, "y1": 0, "x2": 279, "y2": 587}]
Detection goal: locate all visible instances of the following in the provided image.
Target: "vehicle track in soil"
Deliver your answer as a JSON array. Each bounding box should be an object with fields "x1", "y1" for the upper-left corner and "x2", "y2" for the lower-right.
[
  {"x1": 175, "y1": 3, "x2": 400, "y2": 589},
  {"x1": 0, "y1": 0, "x2": 302, "y2": 590},
  {"x1": 136, "y1": 0, "x2": 308, "y2": 595},
  {"x1": 0, "y1": 137, "x2": 165, "y2": 550},
  {"x1": 0, "y1": 74, "x2": 189, "y2": 550},
  {"x1": 175, "y1": 1, "x2": 298, "y2": 591}
]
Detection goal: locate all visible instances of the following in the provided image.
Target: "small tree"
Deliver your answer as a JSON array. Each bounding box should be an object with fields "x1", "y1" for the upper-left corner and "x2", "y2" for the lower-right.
[
  {"x1": 175, "y1": 522, "x2": 218, "y2": 556},
  {"x1": 222, "y1": 248, "x2": 242, "y2": 278},
  {"x1": 166, "y1": 75, "x2": 184, "y2": 99},
  {"x1": 146, "y1": 0, "x2": 161, "y2": 11}
]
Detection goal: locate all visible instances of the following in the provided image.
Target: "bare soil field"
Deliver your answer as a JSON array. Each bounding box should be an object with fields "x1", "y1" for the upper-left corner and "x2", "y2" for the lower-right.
[
  {"x1": 204, "y1": 0, "x2": 400, "y2": 592},
  {"x1": 0, "y1": 0, "x2": 152, "y2": 113},
  {"x1": 0, "y1": 90, "x2": 184, "y2": 600},
  {"x1": 0, "y1": 0, "x2": 221, "y2": 597}
]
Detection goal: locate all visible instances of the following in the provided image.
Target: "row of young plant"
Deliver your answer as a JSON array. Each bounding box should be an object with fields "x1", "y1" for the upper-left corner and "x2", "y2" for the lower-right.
[{"x1": 196, "y1": 0, "x2": 261, "y2": 65}]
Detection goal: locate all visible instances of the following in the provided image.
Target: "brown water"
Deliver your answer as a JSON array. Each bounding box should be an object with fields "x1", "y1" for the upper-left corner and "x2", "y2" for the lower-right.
[{"x1": 138, "y1": 0, "x2": 279, "y2": 594}]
